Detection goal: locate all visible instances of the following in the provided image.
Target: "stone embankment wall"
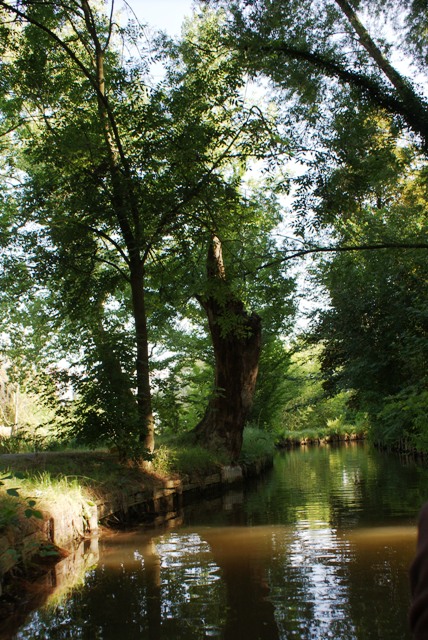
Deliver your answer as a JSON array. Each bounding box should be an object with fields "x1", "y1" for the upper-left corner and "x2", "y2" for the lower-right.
[{"x1": 0, "y1": 457, "x2": 272, "y2": 594}]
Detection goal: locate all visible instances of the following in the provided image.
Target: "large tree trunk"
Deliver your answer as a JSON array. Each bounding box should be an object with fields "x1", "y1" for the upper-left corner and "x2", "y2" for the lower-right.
[
  {"x1": 193, "y1": 236, "x2": 262, "y2": 461},
  {"x1": 130, "y1": 259, "x2": 155, "y2": 458}
]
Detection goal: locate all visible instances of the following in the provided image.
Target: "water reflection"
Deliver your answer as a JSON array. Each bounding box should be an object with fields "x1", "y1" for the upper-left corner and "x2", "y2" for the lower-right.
[
  {"x1": 6, "y1": 443, "x2": 426, "y2": 640},
  {"x1": 202, "y1": 526, "x2": 280, "y2": 639},
  {"x1": 0, "y1": 538, "x2": 99, "y2": 640}
]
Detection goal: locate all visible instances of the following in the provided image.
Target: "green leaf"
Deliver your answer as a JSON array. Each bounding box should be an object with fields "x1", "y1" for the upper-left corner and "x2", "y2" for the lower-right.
[{"x1": 24, "y1": 508, "x2": 44, "y2": 519}]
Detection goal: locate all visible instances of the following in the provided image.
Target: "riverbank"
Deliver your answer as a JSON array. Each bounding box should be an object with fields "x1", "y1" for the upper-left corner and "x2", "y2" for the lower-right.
[
  {"x1": 277, "y1": 431, "x2": 366, "y2": 448},
  {"x1": 0, "y1": 449, "x2": 273, "y2": 605}
]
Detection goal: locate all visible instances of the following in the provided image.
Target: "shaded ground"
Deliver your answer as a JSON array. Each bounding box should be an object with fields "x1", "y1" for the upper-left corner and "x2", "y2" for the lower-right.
[{"x1": 0, "y1": 450, "x2": 168, "y2": 505}]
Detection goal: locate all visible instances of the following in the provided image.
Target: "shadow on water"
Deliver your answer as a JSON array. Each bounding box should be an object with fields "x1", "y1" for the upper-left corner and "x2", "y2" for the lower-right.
[
  {"x1": 3, "y1": 442, "x2": 426, "y2": 640},
  {"x1": 0, "y1": 537, "x2": 99, "y2": 640}
]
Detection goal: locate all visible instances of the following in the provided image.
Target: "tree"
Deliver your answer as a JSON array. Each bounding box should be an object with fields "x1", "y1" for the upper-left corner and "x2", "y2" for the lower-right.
[
  {"x1": 199, "y1": 0, "x2": 428, "y2": 449},
  {"x1": 205, "y1": 0, "x2": 428, "y2": 150},
  {"x1": 307, "y1": 107, "x2": 428, "y2": 449},
  {"x1": 0, "y1": 0, "x2": 166, "y2": 458},
  {"x1": 144, "y1": 177, "x2": 296, "y2": 458},
  {"x1": 0, "y1": 3, "x2": 295, "y2": 459},
  {"x1": 192, "y1": 235, "x2": 262, "y2": 460}
]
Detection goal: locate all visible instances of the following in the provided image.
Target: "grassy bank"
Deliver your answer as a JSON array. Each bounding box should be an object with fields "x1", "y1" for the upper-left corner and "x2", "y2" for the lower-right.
[
  {"x1": 275, "y1": 424, "x2": 367, "y2": 447},
  {"x1": 0, "y1": 428, "x2": 276, "y2": 533}
]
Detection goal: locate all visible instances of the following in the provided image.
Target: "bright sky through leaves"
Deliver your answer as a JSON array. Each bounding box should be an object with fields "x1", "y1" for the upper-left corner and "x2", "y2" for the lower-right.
[{"x1": 125, "y1": 0, "x2": 195, "y2": 35}]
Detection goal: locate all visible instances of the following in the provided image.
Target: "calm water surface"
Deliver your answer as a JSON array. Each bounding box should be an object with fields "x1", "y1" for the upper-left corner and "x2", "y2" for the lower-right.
[{"x1": 6, "y1": 443, "x2": 428, "y2": 640}]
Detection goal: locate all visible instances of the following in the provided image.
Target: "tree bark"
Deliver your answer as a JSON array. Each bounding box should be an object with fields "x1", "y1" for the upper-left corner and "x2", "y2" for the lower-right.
[
  {"x1": 130, "y1": 259, "x2": 155, "y2": 457},
  {"x1": 193, "y1": 236, "x2": 262, "y2": 461}
]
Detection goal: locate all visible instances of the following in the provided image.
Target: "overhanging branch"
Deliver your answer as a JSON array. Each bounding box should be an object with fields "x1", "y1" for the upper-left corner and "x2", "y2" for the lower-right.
[
  {"x1": 254, "y1": 41, "x2": 428, "y2": 149},
  {"x1": 254, "y1": 241, "x2": 428, "y2": 273}
]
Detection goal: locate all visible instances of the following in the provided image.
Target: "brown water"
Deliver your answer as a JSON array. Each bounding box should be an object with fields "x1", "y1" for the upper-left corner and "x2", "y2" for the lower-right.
[{"x1": 5, "y1": 443, "x2": 428, "y2": 639}]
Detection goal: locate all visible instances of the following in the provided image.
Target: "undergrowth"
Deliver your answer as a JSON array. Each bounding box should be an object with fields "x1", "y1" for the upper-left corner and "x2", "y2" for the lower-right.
[
  {"x1": 152, "y1": 441, "x2": 229, "y2": 478},
  {"x1": 239, "y1": 427, "x2": 275, "y2": 463}
]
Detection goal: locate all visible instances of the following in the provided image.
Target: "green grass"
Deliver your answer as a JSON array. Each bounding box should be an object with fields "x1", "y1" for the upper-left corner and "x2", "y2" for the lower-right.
[
  {"x1": 0, "y1": 428, "x2": 279, "y2": 535},
  {"x1": 153, "y1": 428, "x2": 276, "y2": 476},
  {"x1": 0, "y1": 467, "x2": 96, "y2": 533},
  {"x1": 239, "y1": 427, "x2": 276, "y2": 463},
  {"x1": 275, "y1": 423, "x2": 367, "y2": 446},
  {"x1": 0, "y1": 440, "x2": 231, "y2": 533},
  {"x1": 0, "y1": 450, "x2": 166, "y2": 529},
  {"x1": 152, "y1": 435, "x2": 229, "y2": 478}
]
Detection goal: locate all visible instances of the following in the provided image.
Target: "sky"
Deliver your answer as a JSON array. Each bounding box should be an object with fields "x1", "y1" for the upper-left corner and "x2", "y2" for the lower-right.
[{"x1": 124, "y1": 0, "x2": 196, "y2": 35}]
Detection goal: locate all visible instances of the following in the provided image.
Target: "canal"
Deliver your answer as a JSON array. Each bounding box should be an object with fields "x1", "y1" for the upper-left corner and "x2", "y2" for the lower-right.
[{"x1": 5, "y1": 442, "x2": 428, "y2": 639}]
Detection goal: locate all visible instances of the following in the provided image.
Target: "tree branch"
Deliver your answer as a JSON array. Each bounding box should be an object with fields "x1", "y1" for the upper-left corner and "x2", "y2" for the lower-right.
[
  {"x1": 255, "y1": 41, "x2": 428, "y2": 149},
  {"x1": 76, "y1": 222, "x2": 131, "y2": 266},
  {"x1": 253, "y1": 241, "x2": 428, "y2": 273}
]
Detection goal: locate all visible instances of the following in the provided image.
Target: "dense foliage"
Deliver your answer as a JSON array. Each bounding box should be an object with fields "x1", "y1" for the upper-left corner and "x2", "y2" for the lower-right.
[
  {"x1": 0, "y1": 0, "x2": 428, "y2": 457},
  {"x1": 206, "y1": 0, "x2": 428, "y2": 451},
  {"x1": 312, "y1": 159, "x2": 428, "y2": 449},
  {"x1": 0, "y1": 1, "x2": 295, "y2": 459}
]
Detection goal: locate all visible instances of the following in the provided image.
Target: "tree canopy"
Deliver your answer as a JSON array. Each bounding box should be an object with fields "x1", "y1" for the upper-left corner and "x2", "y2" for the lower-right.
[
  {"x1": 0, "y1": 0, "x2": 296, "y2": 460},
  {"x1": 0, "y1": 0, "x2": 428, "y2": 458}
]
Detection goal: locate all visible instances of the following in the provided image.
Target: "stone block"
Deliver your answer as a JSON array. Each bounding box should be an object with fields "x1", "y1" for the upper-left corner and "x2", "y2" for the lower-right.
[
  {"x1": 223, "y1": 489, "x2": 244, "y2": 511},
  {"x1": 220, "y1": 465, "x2": 243, "y2": 484},
  {"x1": 86, "y1": 505, "x2": 98, "y2": 535},
  {"x1": 203, "y1": 474, "x2": 221, "y2": 486},
  {"x1": 182, "y1": 482, "x2": 199, "y2": 492},
  {"x1": 21, "y1": 531, "x2": 44, "y2": 561}
]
